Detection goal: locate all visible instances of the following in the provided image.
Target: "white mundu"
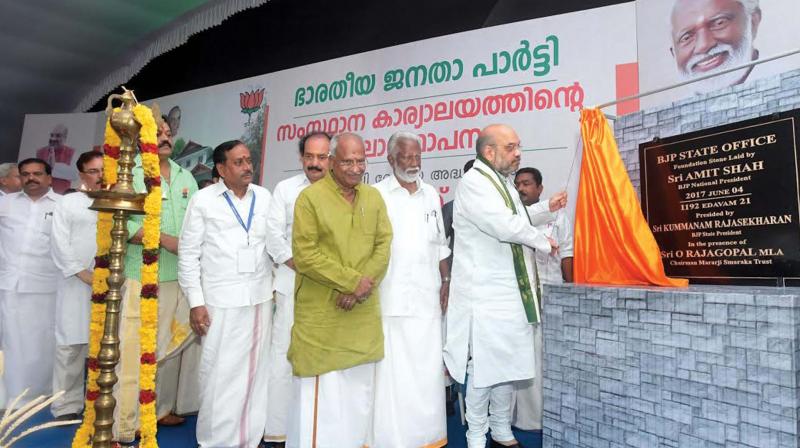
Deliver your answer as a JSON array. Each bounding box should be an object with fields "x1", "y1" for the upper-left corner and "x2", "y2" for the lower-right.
[
  {"x1": 0, "y1": 189, "x2": 61, "y2": 404},
  {"x1": 443, "y1": 158, "x2": 551, "y2": 448},
  {"x1": 178, "y1": 181, "x2": 274, "y2": 448},
  {"x1": 264, "y1": 173, "x2": 309, "y2": 443},
  {"x1": 372, "y1": 175, "x2": 449, "y2": 448},
  {"x1": 50, "y1": 191, "x2": 97, "y2": 417},
  {"x1": 513, "y1": 210, "x2": 573, "y2": 430}
]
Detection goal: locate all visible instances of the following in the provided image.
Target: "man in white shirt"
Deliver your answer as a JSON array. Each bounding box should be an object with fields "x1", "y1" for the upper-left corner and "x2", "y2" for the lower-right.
[
  {"x1": 49, "y1": 151, "x2": 103, "y2": 419},
  {"x1": 0, "y1": 158, "x2": 61, "y2": 405},
  {"x1": 372, "y1": 131, "x2": 450, "y2": 448},
  {"x1": 263, "y1": 131, "x2": 330, "y2": 446},
  {"x1": 178, "y1": 140, "x2": 274, "y2": 448},
  {"x1": 511, "y1": 166, "x2": 574, "y2": 432},
  {"x1": 0, "y1": 163, "x2": 21, "y2": 197},
  {"x1": 443, "y1": 125, "x2": 565, "y2": 448},
  {"x1": 515, "y1": 167, "x2": 574, "y2": 285}
]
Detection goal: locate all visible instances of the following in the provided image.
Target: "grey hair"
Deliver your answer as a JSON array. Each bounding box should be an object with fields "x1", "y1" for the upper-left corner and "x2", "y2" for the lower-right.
[
  {"x1": 0, "y1": 163, "x2": 15, "y2": 178},
  {"x1": 737, "y1": 0, "x2": 760, "y2": 15},
  {"x1": 52, "y1": 123, "x2": 68, "y2": 136},
  {"x1": 387, "y1": 131, "x2": 422, "y2": 158},
  {"x1": 330, "y1": 132, "x2": 365, "y2": 156},
  {"x1": 475, "y1": 134, "x2": 495, "y2": 156}
]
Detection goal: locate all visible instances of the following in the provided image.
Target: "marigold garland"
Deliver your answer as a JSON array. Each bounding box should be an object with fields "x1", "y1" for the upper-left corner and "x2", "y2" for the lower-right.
[
  {"x1": 71, "y1": 146, "x2": 114, "y2": 448},
  {"x1": 133, "y1": 104, "x2": 161, "y2": 448},
  {"x1": 72, "y1": 103, "x2": 161, "y2": 448}
]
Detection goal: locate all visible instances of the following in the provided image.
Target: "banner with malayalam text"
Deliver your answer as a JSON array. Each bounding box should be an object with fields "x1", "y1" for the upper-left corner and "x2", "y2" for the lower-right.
[{"x1": 20, "y1": 3, "x2": 638, "y2": 213}]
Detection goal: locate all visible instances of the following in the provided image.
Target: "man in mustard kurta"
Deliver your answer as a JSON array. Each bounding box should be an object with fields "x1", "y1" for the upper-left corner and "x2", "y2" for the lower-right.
[
  {"x1": 286, "y1": 132, "x2": 392, "y2": 448},
  {"x1": 114, "y1": 117, "x2": 200, "y2": 442}
]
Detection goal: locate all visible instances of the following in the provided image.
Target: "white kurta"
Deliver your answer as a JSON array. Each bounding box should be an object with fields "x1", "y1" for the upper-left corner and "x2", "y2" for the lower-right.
[
  {"x1": 178, "y1": 181, "x2": 274, "y2": 448},
  {"x1": 372, "y1": 175, "x2": 449, "y2": 448},
  {"x1": 50, "y1": 191, "x2": 96, "y2": 346},
  {"x1": 264, "y1": 173, "x2": 310, "y2": 442},
  {"x1": 49, "y1": 191, "x2": 96, "y2": 417},
  {"x1": 443, "y1": 159, "x2": 551, "y2": 388},
  {"x1": 0, "y1": 190, "x2": 61, "y2": 403}
]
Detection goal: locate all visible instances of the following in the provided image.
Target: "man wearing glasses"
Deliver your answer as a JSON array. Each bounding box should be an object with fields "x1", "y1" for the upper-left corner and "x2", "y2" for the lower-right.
[
  {"x1": 444, "y1": 124, "x2": 565, "y2": 448},
  {"x1": 287, "y1": 132, "x2": 392, "y2": 448},
  {"x1": 263, "y1": 131, "x2": 331, "y2": 447},
  {"x1": 49, "y1": 151, "x2": 103, "y2": 420}
]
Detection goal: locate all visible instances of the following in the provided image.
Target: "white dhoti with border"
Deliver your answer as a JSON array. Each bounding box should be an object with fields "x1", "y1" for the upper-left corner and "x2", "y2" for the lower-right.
[
  {"x1": 0, "y1": 290, "x2": 56, "y2": 404},
  {"x1": 287, "y1": 362, "x2": 375, "y2": 448},
  {"x1": 512, "y1": 323, "x2": 543, "y2": 430},
  {"x1": 196, "y1": 302, "x2": 271, "y2": 448},
  {"x1": 372, "y1": 316, "x2": 447, "y2": 448},
  {"x1": 113, "y1": 279, "x2": 201, "y2": 442},
  {"x1": 264, "y1": 290, "x2": 294, "y2": 442}
]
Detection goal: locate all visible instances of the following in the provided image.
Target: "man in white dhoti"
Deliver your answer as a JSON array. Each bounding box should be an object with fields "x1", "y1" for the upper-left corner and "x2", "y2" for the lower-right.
[
  {"x1": 0, "y1": 163, "x2": 21, "y2": 406},
  {"x1": 372, "y1": 131, "x2": 449, "y2": 448},
  {"x1": 0, "y1": 163, "x2": 21, "y2": 197},
  {"x1": 49, "y1": 151, "x2": 103, "y2": 419},
  {"x1": 179, "y1": 140, "x2": 274, "y2": 448},
  {"x1": 114, "y1": 117, "x2": 200, "y2": 442},
  {"x1": 0, "y1": 158, "x2": 61, "y2": 405},
  {"x1": 511, "y1": 166, "x2": 574, "y2": 431},
  {"x1": 286, "y1": 133, "x2": 392, "y2": 448},
  {"x1": 443, "y1": 125, "x2": 566, "y2": 448},
  {"x1": 263, "y1": 131, "x2": 330, "y2": 447}
]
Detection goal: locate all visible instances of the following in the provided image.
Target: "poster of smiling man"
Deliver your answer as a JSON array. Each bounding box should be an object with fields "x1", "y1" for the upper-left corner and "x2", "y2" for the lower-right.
[{"x1": 636, "y1": 0, "x2": 800, "y2": 110}]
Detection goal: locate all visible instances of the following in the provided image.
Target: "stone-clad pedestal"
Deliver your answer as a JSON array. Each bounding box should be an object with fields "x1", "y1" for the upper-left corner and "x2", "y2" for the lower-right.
[{"x1": 542, "y1": 284, "x2": 800, "y2": 448}]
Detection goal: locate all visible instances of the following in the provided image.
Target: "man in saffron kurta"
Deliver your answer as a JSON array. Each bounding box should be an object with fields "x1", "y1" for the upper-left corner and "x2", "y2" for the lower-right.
[{"x1": 287, "y1": 132, "x2": 392, "y2": 448}]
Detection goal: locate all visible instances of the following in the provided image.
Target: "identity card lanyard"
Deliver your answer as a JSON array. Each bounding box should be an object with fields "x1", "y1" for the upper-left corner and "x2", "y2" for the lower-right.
[{"x1": 223, "y1": 191, "x2": 256, "y2": 246}]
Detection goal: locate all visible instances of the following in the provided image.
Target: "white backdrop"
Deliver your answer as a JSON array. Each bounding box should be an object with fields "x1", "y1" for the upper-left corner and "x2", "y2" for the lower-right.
[{"x1": 19, "y1": 3, "x2": 639, "y2": 214}]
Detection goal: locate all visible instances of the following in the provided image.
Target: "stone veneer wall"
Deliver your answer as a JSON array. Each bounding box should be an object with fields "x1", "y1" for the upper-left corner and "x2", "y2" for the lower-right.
[
  {"x1": 542, "y1": 284, "x2": 800, "y2": 448},
  {"x1": 613, "y1": 68, "x2": 800, "y2": 195}
]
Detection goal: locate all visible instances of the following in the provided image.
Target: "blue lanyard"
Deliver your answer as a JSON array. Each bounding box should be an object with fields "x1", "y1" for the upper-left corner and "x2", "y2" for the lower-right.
[{"x1": 223, "y1": 190, "x2": 256, "y2": 245}]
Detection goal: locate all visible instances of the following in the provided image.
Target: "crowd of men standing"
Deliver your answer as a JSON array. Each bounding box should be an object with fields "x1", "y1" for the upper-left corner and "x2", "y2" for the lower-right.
[{"x1": 0, "y1": 118, "x2": 573, "y2": 448}]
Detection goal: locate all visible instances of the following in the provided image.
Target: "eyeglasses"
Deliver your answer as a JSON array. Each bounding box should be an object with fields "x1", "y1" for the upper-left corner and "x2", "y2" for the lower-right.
[
  {"x1": 302, "y1": 153, "x2": 330, "y2": 162},
  {"x1": 336, "y1": 159, "x2": 368, "y2": 168},
  {"x1": 490, "y1": 143, "x2": 522, "y2": 152}
]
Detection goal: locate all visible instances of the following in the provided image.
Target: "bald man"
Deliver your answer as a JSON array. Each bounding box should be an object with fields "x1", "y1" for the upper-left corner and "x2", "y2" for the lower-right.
[
  {"x1": 287, "y1": 133, "x2": 392, "y2": 448},
  {"x1": 444, "y1": 124, "x2": 565, "y2": 448}
]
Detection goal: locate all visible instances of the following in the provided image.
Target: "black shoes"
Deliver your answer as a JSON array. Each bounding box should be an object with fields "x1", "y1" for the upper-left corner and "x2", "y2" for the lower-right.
[
  {"x1": 54, "y1": 413, "x2": 81, "y2": 422},
  {"x1": 488, "y1": 439, "x2": 524, "y2": 448}
]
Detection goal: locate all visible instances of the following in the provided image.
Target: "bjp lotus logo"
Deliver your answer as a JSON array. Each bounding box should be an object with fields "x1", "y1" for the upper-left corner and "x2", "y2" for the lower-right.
[{"x1": 240, "y1": 88, "x2": 265, "y2": 124}]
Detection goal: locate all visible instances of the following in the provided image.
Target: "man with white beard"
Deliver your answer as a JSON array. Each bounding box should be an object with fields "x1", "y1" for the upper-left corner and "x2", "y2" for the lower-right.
[
  {"x1": 263, "y1": 131, "x2": 330, "y2": 447},
  {"x1": 372, "y1": 131, "x2": 449, "y2": 448},
  {"x1": 50, "y1": 151, "x2": 103, "y2": 419},
  {"x1": 670, "y1": 0, "x2": 762, "y2": 92}
]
